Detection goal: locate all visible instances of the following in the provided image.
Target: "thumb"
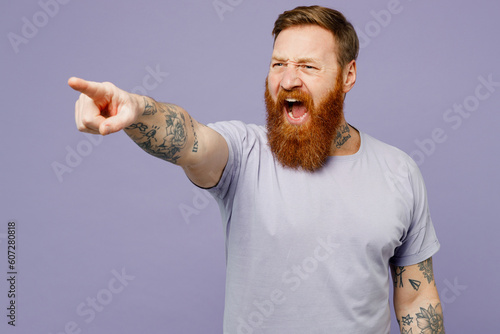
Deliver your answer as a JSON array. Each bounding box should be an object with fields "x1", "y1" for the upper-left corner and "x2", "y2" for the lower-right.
[{"x1": 98, "y1": 105, "x2": 135, "y2": 135}]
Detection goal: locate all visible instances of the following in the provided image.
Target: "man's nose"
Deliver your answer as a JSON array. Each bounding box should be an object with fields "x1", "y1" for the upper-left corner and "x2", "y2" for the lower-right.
[{"x1": 280, "y1": 66, "x2": 303, "y2": 91}]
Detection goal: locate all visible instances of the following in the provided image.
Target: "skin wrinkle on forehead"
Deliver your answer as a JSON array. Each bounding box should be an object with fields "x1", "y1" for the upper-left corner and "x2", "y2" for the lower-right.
[
  {"x1": 271, "y1": 56, "x2": 319, "y2": 66},
  {"x1": 272, "y1": 26, "x2": 339, "y2": 67},
  {"x1": 270, "y1": 56, "x2": 337, "y2": 73}
]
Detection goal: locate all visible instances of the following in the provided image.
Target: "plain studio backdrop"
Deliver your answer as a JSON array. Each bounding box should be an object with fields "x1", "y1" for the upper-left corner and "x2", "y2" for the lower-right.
[{"x1": 1, "y1": 0, "x2": 499, "y2": 333}]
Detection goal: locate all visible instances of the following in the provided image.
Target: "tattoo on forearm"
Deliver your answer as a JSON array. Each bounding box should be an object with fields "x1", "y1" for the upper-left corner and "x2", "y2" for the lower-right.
[
  {"x1": 399, "y1": 303, "x2": 444, "y2": 334},
  {"x1": 335, "y1": 123, "x2": 351, "y2": 148},
  {"x1": 126, "y1": 102, "x2": 187, "y2": 164},
  {"x1": 142, "y1": 97, "x2": 157, "y2": 116},
  {"x1": 402, "y1": 314, "x2": 414, "y2": 326},
  {"x1": 416, "y1": 303, "x2": 444, "y2": 333},
  {"x1": 188, "y1": 115, "x2": 199, "y2": 153},
  {"x1": 418, "y1": 258, "x2": 434, "y2": 284}
]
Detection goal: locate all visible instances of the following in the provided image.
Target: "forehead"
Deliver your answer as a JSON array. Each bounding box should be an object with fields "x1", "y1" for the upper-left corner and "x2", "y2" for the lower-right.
[{"x1": 272, "y1": 25, "x2": 338, "y2": 64}]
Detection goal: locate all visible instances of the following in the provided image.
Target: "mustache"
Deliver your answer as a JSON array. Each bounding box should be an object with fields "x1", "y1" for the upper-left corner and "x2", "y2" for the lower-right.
[{"x1": 275, "y1": 89, "x2": 313, "y2": 113}]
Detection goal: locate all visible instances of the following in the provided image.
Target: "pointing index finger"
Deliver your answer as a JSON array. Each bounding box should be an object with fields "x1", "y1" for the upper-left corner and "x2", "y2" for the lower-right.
[{"x1": 67, "y1": 77, "x2": 106, "y2": 99}]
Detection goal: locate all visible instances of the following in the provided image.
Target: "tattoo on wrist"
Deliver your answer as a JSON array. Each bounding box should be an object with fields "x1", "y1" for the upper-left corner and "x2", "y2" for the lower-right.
[{"x1": 142, "y1": 97, "x2": 157, "y2": 116}]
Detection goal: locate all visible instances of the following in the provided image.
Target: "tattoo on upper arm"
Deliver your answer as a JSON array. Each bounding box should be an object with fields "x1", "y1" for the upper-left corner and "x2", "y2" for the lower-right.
[
  {"x1": 393, "y1": 266, "x2": 422, "y2": 291},
  {"x1": 394, "y1": 266, "x2": 406, "y2": 288},
  {"x1": 335, "y1": 123, "x2": 351, "y2": 148},
  {"x1": 126, "y1": 102, "x2": 187, "y2": 164},
  {"x1": 418, "y1": 258, "x2": 434, "y2": 284},
  {"x1": 409, "y1": 279, "x2": 421, "y2": 291},
  {"x1": 393, "y1": 265, "x2": 422, "y2": 291},
  {"x1": 394, "y1": 258, "x2": 433, "y2": 293},
  {"x1": 188, "y1": 115, "x2": 199, "y2": 153}
]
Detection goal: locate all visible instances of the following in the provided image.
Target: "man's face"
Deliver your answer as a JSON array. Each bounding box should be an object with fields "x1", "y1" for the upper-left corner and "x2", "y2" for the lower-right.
[
  {"x1": 267, "y1": 25, "x2": 343, "y2": 118},
  {"x1": 265, "y1": 25, "x2": 346, "y2": 171}
]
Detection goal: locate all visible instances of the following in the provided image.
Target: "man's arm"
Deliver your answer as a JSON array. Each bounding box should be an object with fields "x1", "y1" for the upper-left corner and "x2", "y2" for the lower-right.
[
  {"x1": 391, "y1": 257, "x2": 445, "y2": 334},
  {"x1": 68, "y1": 77, "x2": 228, "y2": 188}
]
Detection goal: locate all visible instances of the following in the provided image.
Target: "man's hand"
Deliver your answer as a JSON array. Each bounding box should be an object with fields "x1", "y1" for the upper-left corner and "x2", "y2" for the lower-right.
[
  {"x1": 68, "y1": 77, "x2": 143, "y2": 135},
  {"x1": 68, "y1": 77, "x2": 228, "y2": 187}
]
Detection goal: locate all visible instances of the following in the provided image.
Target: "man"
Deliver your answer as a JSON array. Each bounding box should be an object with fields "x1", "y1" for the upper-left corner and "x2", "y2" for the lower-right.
[{"x1": 69, "y1": 6, "x2": 444, "y2": 334}]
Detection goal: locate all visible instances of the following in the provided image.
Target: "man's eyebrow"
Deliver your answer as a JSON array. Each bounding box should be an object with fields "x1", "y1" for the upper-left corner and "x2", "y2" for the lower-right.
[
  {"x1": 271, "y1": 56, "x2": 319, "y2": 64},
  {"x1": 271, "y1": 56, "x2": 286, "y2": 62},
  {"x1": 294, "y1": 57, "x2": 318, "y2": 64}
]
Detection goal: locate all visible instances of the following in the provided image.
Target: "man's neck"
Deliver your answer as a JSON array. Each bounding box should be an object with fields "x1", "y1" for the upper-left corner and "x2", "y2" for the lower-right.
[{"x1": 330, "y1": 122, "x2": 360, "y2": 156}]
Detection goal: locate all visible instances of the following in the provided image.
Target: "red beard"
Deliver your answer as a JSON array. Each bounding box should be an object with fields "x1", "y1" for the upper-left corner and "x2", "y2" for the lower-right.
[{"x1": 265, "y1": 73, "x2": 345, "y2": 171}]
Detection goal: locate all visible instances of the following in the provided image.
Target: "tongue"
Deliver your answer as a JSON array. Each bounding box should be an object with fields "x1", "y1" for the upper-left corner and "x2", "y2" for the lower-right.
[{"x1": 292, "y1": 103, "x2": 307, "y2": 118}]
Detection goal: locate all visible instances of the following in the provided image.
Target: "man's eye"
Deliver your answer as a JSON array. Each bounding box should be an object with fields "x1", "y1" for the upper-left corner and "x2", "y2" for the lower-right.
[
  {"x1": 302, "y1": 65, "x2": 315, "y2": 69},
  {"x1": 273, "y1": 63, "x2": 284, "y2": 67}
]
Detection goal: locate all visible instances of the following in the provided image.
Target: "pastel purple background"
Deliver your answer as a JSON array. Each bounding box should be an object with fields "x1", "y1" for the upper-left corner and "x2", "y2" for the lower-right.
[{"x1": 1, "y1": 0, "x2": 499, "y2": 333}]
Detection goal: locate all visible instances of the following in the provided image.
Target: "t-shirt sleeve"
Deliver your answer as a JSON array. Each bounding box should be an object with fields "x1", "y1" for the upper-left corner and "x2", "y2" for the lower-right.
[
  {"x1": 389, "y1": 159, "x2": 440, "y2": 266},
  {"x1": 205, "y1": 121, "x2": 247, "y2": 200}
]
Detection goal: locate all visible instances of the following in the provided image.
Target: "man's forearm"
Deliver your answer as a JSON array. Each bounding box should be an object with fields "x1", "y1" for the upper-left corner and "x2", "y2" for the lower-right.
[
  {"x1": 395, "y1": 298, "x2": 444, "y2": 334},
  {"x1": 124, "y1": 97, "x2": 198, "y2": 165},
  {"x1": 392, "y1": 258, "x2": 445, "y2": 334}
]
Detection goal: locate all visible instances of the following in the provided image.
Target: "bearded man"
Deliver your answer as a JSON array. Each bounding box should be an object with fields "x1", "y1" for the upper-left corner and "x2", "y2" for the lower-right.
[{"x1": 69, "y1": 6, "x2": 444, "y2": 334}]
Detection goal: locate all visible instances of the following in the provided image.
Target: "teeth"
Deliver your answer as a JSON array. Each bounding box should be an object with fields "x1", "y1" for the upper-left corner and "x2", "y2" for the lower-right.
[
  {"x1": 288, "y1": 111, "x2": 305, "y2": 120},
  {"x1": 285, "y1": 98, "x2": 306, "y2": 121}
]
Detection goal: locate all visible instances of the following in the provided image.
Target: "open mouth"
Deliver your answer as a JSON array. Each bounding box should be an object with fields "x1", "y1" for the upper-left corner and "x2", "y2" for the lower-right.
[{"x1": 284, "y1": 98, "x2": 309, "y2": 124}]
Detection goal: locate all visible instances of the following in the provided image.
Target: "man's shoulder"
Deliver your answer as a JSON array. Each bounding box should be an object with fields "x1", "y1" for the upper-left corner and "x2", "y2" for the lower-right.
[
  {"x1": 208, "y1": 120, "x2": 267, "y2": 142},
  {"x1": 362, "y1": 132, "x2": 410, "y2": 158},
  {"x1": 361, "y1": 131, "x2": 419, "y2": 171}
]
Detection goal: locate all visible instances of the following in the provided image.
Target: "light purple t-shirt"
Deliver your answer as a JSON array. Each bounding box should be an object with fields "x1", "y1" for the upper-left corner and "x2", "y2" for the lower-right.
[{"x1": 207, "y1": 121, "x2": 440, "y2": 334}]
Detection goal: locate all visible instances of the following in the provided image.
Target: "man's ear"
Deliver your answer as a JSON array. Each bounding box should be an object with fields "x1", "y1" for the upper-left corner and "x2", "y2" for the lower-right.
[{"x1": 342, "y1": 60, "x2": 357, "y2": 93}]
